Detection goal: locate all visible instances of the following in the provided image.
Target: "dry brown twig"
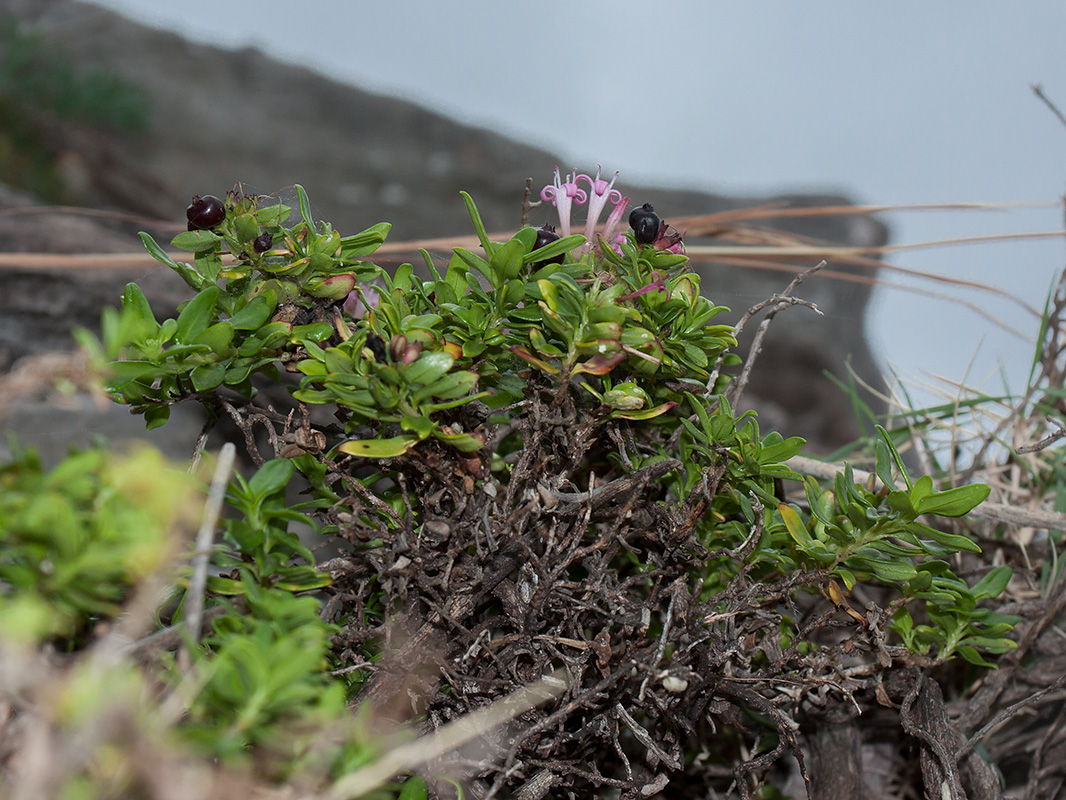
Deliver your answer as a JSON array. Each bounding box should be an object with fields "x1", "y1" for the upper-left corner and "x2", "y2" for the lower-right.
[
  {"x1": 1016, "y1": 418, "x2": 1066, "y2": 454},
  {"x1": 723, "y1": 260, "x2": 825, "y2": 406}
]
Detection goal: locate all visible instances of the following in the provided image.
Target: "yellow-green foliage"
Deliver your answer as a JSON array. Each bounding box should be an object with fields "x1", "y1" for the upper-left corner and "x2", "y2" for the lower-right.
[{"x1": 0, "y1": 446, "x2": 193, "y2": 642}]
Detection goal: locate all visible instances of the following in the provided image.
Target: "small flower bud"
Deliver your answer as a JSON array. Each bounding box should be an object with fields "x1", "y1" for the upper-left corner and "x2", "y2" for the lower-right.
[{"x1": 389, "y1": 334, "x2": 408, "y2": 363}]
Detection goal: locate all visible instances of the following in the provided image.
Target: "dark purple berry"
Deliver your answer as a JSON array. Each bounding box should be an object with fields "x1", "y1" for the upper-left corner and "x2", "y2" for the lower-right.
[
  {"x1": 629, "y1": 203, "x2": 661, "y2": 245},
  {"x1": 253, "y1": 232, "x2": 273, "y2": 253},
  {"x1": 531, "y1": 224, "x2": 564, "y2": 264},
  {"x1": 186, "y1": 194, "x2": 226, "y2": 230}
]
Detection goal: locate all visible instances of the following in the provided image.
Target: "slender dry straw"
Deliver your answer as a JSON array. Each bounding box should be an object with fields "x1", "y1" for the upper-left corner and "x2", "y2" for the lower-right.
[
  {"x1": 309, "y1": 672, "x2": 568, "y2": 800},
  {"x1": 1, "y1": 201, "x2": 1056, "y2": 346},
  {"x1": 177, "y1": 442, "x2": 236, "y2": 672}
]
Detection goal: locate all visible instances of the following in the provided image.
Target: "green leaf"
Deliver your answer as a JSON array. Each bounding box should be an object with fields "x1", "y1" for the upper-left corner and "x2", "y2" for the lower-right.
[
  {"x1": 233, "y1": 213, "x2": 258, "y2": 244},
  {"x1": 171, "y1": 229, "x2": 221, "y2": 252},
  {"x1": 159, "y1": 317, "x2": 178, "y2": 343},
  {"x1": 402, "y1": 351, "x2": 454, "y2": 386},
  {"x1": 529, "y1": 327, "x2": 563, "y2": 357},
  {"x1": 862, "y1": 557, "x2": 919, "y2": 583},
  {"x1": 398, "y1": 775, "x2": 428, "y2": 800},
  {"x1": 120, "y1": 282, "x2": 160, "y2": 344},
  {"x1": 536, "y1": 279, "x2": 561, "y2": 313},
  {"x1": 418, "y1": 247, "x2": 444, "y2": 284},
  {"x1": 413, "y1": 370, "x2": 479, "y2": 405},
  {"x1": 295, "y1": 184, "x2": 314, "y2": 228},
  {"x1": 681, "y1": 343, "x2": 709, "y2": 369},
  {"x1": 290, "y1": 323, "x2": 334, "y2": 346},
  {"x1": 194, "y1": 322, "x2": 235, "y2": 354},
  {"x1": 205, "y1": 576, "x2": 246, "y2": 595},
  {"x1": 304, "y1": 273, "x2": 356, "y2": 300},
  {"x1": 237, "y1": 322, "x2": 293, "y2": 355},
  {"x1": 105, "y1": 360, "x2": 157, "y2": 385},
  {"x1": 403, "y1": 314, "x2": 443, "y2": 330},
  {"x1": 914, "y1": 483, "x2": 991, "y2": 517},
  {"x1": 510, "y1": 346, "x2": 560, "y2": 375},
  {"x1": 228, "y1": 290, "x2": 279, "y2": 330},
  {"x1": 583, "y1": 322, "x2": 622, "y2": 341},
  {"x1": 426, "y1": 391, "x2": 490, "y2": 413},
  {"x1": 489, "y1": 237, "x2": 526, "y2": 283},
  {"x1": 609, "y1": 401, "x2": 678, "y2": 421},
  {"x1": 312, "y1": 229, "x2": 341, "y2": 256},
  {"x1": 509, "y1": 224, "x2": 538, "y2": 253},
  {"x1": 575, "y1": 338, "x2": 622, "y2": 358},
  {"x1": 273, "y1": 566, "x2": 333, "y2": 592},
  {"x1": 139, "y1": 231, "x2": 181, "y2": 268},
  {"x1": 400, "y1": 414, "x2": 436, "y2": 439},
  {"x1": 191, "y1": 361, "x2": 227, "y2": 392},
  {"x1": 454, "y1": 248, "x2": 497, "y2": 289},
  {"x1": 960, "y1": 636, "x2": 1017, "y2": 654},
  {"x1": 876, "y1": 424, "x2": 911, "y2": 490},
  {"x1": 194, "y1": 250, "x2": 222, "y2": 283},
  {"x1": 525, "y1": 233, "x2": 583, "y2": 265},
  {"x1": 175, "y1": 286, "x2": 220, "y2": 344},
  {"x1": 433, "y1": 429, "x2": 486, "y2": 452},
  {"x1": 322, "y1": 348, "x2": 353, "y2": 375},
  {"x1": 499, "y1": 278, "x2": 525, "y2": 312},
  {"x1": 571, "y1": 352, "x2": 626, "y2": 376},
  {"x1": 338, "y1": 435, "x2": 420, "y2": 458},
  {"x1": 886, "y1": 489, "x2": 916, "y2": 518},
  {"x1": 970, "y1": 566, "x2": 1012, "y2": 600},
  {"x1": 140, "y1": 232, "x2": 207, "y2": 291},
  {"x1": 837, "y1": 568, "x2": 857, "y2": 591},
  {"x1": 460, "y1": 190, "x2": 493, "y2": 256},
  {"x1": 588, "y1": 305, "x2": 629, "y2": 325},
  {"x1": 779, "y1": 503, "x2": 813, "y2": 548},
  {"x1": 956, "y1": 646, "x2": 998, "y2": 668},
  {"x1": 874, "y1": 438, "x2": 896, "y2": 489},
  {"x1": 906, "y1": 522, "x2": 982, "y2": 553},
  {"x1": 255, "y1": 203, "x2": 291, "y2": 228},
  {"x1": 759, "y1": 436, "x2": 806, "y2": 465},
  {"x1": 462, "y1": 339, "x2": 487, "y2": 358},
  {"x1": 910, "y1": 475, "x2": 933, "y2": 509},
  {"x1": 444, "y1": 251, "x2": 471, "y2": 299},
  {"x1": 389, "y1": 262, "x2": 414, "y2": 294},
  {"x1": 144, "y1": 404, "x2": 170, "y2": 431},
  {"x1": 248, "y1": 459, "x2": 295, "y2": 497}
]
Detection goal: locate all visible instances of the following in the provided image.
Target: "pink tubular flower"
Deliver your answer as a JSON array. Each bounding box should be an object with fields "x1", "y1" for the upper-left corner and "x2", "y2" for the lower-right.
[
  {"x1": 343, "y1": 284, "x2": 380, "y2": 318},
  {"x1": 578, "y1": 165, "x2": 623, "y2": 244},
  {"x1": 601, "y1": 194, "x2": 630, "y2": 255},
  {"x1": 540, "y1": 167, "x2": 587, "y2": 238},
  {"x1": 616, "y1": 272, "x2": 667, "y2": 302}
]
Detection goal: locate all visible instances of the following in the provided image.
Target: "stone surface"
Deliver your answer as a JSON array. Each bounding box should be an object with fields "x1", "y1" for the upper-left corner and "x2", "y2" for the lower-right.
[{"x1": 1, "y1": 0, "x2": 889, "y2": 452}]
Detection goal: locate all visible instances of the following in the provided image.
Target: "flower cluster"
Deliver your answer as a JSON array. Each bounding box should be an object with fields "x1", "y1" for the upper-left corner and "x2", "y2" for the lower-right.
[{"x1": 540, "y1": 166, "x2": 629, "y2": 253}]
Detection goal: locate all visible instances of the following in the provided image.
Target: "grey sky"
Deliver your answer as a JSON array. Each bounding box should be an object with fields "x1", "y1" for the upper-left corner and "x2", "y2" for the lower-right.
[{"x1": 88, "y1": 0, "x2": 1066, "y2": 405}]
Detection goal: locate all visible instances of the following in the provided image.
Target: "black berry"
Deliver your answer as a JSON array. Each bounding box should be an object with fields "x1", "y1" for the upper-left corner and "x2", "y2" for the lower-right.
[
  {"x1": 629, "y1": 203, "x2": 661, "y2": 245},
  {"x1": 186, "y1": 195, "x2": 226, "y2": 230},
  {"x1": 253, "y1": 232, "x2": 273, "y2": 253},
  {"x1": 531, "y1": 224, "x2": 564, "y2": 264}
]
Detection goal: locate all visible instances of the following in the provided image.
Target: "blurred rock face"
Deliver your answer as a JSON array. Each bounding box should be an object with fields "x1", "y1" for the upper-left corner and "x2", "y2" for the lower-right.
[{"x1": 1, "y1": 0, "x2": 887, "y2": 452}]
